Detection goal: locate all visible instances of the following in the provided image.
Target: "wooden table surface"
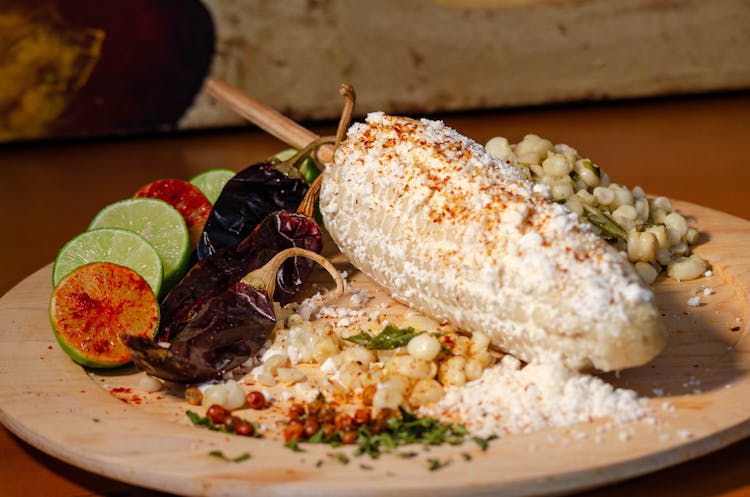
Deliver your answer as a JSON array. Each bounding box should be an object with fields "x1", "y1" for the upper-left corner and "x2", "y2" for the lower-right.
[{"x1": 1, "y1": 91, "x2": 749, "y2": 497}]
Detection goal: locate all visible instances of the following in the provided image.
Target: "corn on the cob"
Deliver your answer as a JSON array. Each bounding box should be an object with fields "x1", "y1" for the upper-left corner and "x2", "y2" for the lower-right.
[{"x1": 319, "y1": 113, "x2": 666, "y2": 371}]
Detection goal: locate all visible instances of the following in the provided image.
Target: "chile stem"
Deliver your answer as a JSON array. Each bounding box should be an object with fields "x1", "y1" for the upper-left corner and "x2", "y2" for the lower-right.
[{"x1": 241, "y1": 248, "x2": 344, "y2": 300}]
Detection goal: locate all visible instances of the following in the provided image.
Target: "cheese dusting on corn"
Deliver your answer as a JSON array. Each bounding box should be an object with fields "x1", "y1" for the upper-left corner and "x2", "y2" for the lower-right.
[{"x1": 321, "y1": 113, "x2": 665, "y2": 371}]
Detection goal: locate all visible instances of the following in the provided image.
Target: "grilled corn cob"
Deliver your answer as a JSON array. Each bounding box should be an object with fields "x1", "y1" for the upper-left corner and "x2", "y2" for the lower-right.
[{"x1": 319, "y1": 113, "x2": 666, "y2": 371}]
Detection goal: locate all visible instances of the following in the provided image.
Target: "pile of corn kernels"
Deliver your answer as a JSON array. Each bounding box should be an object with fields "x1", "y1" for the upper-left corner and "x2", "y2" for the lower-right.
[
  {"x1": 249, "y1": 304, "x2": 497, "y2": 413},
  {"x1": 485, "y1": 134, "x2": 708, "y2": 283}
]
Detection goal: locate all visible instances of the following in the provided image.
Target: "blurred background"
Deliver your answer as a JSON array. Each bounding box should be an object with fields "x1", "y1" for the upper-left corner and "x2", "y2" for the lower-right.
[{"x1": 2, "y1": 0, "x2": 749, "y2": 142}]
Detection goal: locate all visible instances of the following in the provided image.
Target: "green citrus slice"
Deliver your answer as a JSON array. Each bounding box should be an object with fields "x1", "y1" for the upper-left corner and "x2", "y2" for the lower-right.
[
  {"x1": 50, "y1": 262, "x2": 160, "y2": 368},
  {"x1": 53, "y1": 227, "x2": 163, "y2": 296},
  {"x1": 89, "y1": 197, "x2": 190, "y2": 292},
  {"x1": 189, "y1": 168, "x2": 235, "y2": 205},
  {"x1": 272, "y1": 148, "x2": 320, "y2": 184}
]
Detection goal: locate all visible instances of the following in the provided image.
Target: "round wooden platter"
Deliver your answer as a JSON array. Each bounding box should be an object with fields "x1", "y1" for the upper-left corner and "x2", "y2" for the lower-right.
[{"x1": 1, "y1": 199, "x2": 749, "y2": 497}]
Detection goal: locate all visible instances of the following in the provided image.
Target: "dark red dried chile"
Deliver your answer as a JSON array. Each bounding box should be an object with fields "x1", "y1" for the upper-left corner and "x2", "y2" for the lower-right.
[
  {"x1": 123, "y1": 281, "x2": 275, "y2": 382},
  {"x1": 196, "y1": 161, "x2": 308, "y2": 259},
  {"x1": 159, "y1": 211, "x2": 321, "y2": 341}
]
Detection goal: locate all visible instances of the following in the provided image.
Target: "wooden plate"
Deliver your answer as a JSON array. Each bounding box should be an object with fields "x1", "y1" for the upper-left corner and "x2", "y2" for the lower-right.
[{"x1": 1, "y1": 200, "x2": 748, "y2": 497}]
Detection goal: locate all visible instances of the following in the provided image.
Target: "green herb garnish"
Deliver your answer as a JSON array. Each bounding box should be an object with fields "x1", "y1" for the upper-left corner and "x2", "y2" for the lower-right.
[
  {"x1": 186, "y1": 410, "x2": 261, "y2": 437},
  {"x1": 329, "y1": 453, "x2": 350, "y2": 464},
  {"x1": 343, "y1": 331, "x2": 373, "y2": 347},
  {"x1": 427, "y1": 458, "x2": 449, "y2": 471},
  {"x1": 187, "y1": 410, "x2": 224, "y2": 431},
  {"x1": 294, "y1": 405, "x2": 468, "y2": 459},
  {"x1": 209, "y1": 450, "x2": 250, "y2": 462},
  {"x1": 472, "y1": 434, "x2": 498, "y2": 451},
  {"x1": 345, "y1": 325, "x2": 420, "y2": 350},
  {"x1": 285, "y1": 439, "x2": 304, "y2": 452},
  {"x1": 582, "y1": 204, "x2": 627, "y2": 239}
]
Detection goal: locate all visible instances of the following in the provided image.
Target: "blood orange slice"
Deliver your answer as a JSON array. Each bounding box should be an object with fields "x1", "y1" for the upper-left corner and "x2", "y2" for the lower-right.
[
  {"x1": 49, "y1": 262, "x2": 160, "y2": 368},
  {"x1": 134, "y1": 178, "x2": 212, "y2": 250}
]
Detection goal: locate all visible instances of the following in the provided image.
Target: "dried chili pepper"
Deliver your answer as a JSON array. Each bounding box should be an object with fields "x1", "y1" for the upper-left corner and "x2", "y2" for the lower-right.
[
  {"x1": 126, "y1": 89, "x2": 355, "y2": 383},
  {"x1": 196, "y1": 138, "x2": 332, "y2": 260},
  {"x1": 124, "y1": 248, "x2": 343, "y2": 382},
  {"x1": 158, "y1": 210, "x2": 322, "y2": 341}
]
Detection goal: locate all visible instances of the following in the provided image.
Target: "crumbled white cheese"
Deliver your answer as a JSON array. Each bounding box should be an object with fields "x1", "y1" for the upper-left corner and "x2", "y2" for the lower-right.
[
  {"x1": 421, "y1": 357, "x2": 649, "y2": 438},
  {"x1": 677, "y1": 429, "x2": 693, "y2": 439},
  {"x1": 687, "y1": 296, "x2": 701, "y2": 307}
]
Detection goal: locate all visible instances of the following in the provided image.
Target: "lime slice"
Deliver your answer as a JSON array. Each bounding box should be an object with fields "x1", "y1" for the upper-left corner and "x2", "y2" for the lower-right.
[
  {"x1": 50, "y1": 262, "x2": 160, "y2": 368},
  {"x1": 189, "y1": 169, "x2": 235, "y2": 205},
  {"x1": 272, "y1": 148, "x2": 320, "y2": 184},
  {"x1": 53, "y1": 227, "x2": 163, "y2": 296},
  {"x1": 88, "y1": 198, "x2": 190, "y2": 292}
]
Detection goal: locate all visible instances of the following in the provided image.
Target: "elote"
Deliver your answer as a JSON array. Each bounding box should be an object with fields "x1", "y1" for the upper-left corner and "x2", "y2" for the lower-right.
[{"x1": 319, "y1": 113, "x2": 666, "y2": 371}]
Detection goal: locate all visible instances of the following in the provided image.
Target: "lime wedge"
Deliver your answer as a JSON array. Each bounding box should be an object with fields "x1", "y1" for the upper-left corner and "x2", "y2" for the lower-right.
[
  {"x1": 50, "y1": 262, "x2": 160, "y2": 368},
  {"x1": 89, "y1": 198, "x2": 190, "y2": 292},
  {"x1": 272, "y1": 148, "x2": 298, "y2": 162},
  {"x1": 189, "y1": 169, "x2": 235, "y2": 205},
  {"x1": 53, "y1": 227, "x2": 163, "y2": 296},
  {"x1": 272, "y1": 148, "x2": 320, "y2": 184}
]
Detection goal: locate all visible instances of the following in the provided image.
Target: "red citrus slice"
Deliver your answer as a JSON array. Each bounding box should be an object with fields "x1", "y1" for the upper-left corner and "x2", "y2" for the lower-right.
[
  {"x1": 49, "y1": 262, "x2": 160, "y2": 368},
  {"x1": 134, "y1": 178, "x2": 212, "y2": 249}
]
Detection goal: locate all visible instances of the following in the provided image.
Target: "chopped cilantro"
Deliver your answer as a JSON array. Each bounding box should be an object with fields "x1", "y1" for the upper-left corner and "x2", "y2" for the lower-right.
[
  {"x1": 209, "y1": 450, "x2": 250, "y2": 462},
  {"x1": 329, "y1": 453, "x2": 350, "y2": 464},
  {"x1": 344, "y1": 325, "x2": 420, "y2": 350},
  {"x1": 472, "y1": 434, "x2": 498, "y2": 451},
  {"x1": 285, "y1": 439, "x2": 304, "y2": 452},
  {"x1": 427, "y1": 458, "x2": 449, "y2": 471}
]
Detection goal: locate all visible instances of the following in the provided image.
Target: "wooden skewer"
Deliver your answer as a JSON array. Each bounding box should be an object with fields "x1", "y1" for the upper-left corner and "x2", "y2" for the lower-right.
[{"x1": 205, "y1": 77, "x2": 334, "y2": 162}]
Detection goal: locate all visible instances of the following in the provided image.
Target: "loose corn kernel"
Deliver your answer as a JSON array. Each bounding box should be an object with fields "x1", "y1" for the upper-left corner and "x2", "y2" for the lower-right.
[
  {"x1": 408, "y1": 379, "x2": 444, "y2": 407},
  {"x1": 224, "y1": 380, "x2": 247, "y2": 410},
  {"x1": 202, "y1": 385, "x2": 228, "y2": 408},
  {"x1": 634, "y1": 198, "x2": 650, "y2": 222},
  {"x1": 337, "y1": 345, "x2": 375, "y2": 369},
  {"x1": 670, "y1": 241, "x2": 688, "y2": 256},
  {"x1": 652, "y1": 196, "x2": 672, "y2": 211},
  {"x1": 593, "y1": 186, "x2": 615, "y2": 206},
  {"x1": 407, "y1": 332, "x2": 442, "y2": 361},
  {"x1": 485, "y1": 136, "x2": 516, "y2": 163},
  {"x1": 645, "y1": 224, "x2": 669, "y2": 249},
  {"x1": 464, "y1": 358, "x2": 484, "y2": 381},
  {"x1": 575, "y1": 189, "x2": 595, "y2": 206},
  {"x1": 631, "y1": 186, "x2": 646, "y2": 200},
  {"x1": 542, "y1": 152, "x2": 573, "y2": 178},
  {"x1": 551, "y1": 182, "x2": 574, "y2": 201},
  {"x1": 515, "y1": 134, "x2": 554, "y2": 164},
  {"x1": 565, "y1": 197, "x2": 584, "y2": 216},
  {"x1": 656, "y1": 247, "x2": 672, "y2": 266},
  {"x1": 635, "y1": 261, "x2": 659, "y2": 285},
  {"x1": 264, "y1": 353, "x2": 289, "y2": 375},
  {"x1": 664, "y1": 212, "x2": 688, "y2": 238},
  {"x1": 138, "y1": 375, "x2": 162, "y2": 392},
  {"x1": 469, "y1": 331, "x2": 491, "y2": 354},
  {"x1": 312, "y1": 336, "x2": 340, "y2": 363},
  {"x1": 402, "y1": 313, "x2": 440, "y2": 332},
  {"x1": 667, "y1": 254, "x2": 709, "y2": 281},
  {"x1": 277, "y1": 367, "x2": 306, "y2": 384},
  {"x1": 385, "y1": 355, "x2": 434, "y2": 380},
  {"x1": 627, "y1": 231, "x2": 658, "y2": 262},
  {"x1": 373, "y1": 378, "x2": 407, "y2": 412},
  {"x1": 438, "y1": 356, "x2": 467, "y2": 387}
]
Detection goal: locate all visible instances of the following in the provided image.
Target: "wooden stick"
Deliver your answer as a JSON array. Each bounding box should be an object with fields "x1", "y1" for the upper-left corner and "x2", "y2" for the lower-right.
[{"x1": 205, "y1": 77, "x2": 334, "y2": 162}]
